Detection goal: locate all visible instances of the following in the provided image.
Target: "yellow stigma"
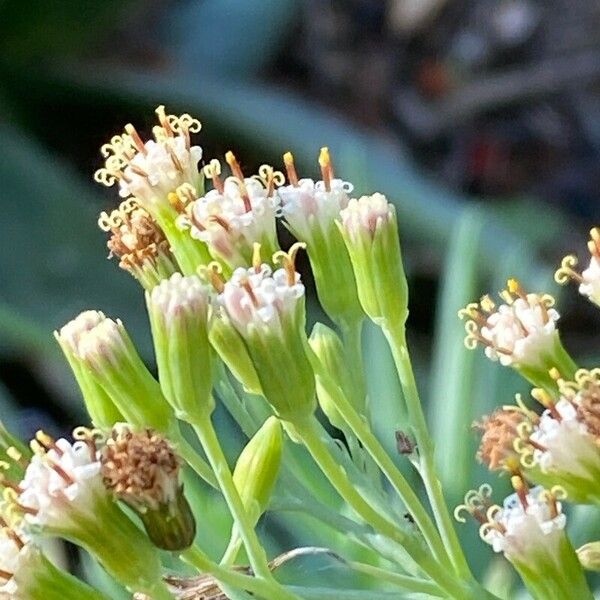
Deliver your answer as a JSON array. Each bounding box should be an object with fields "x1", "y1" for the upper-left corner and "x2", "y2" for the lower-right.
[
  {"x1": 283, "y1": 151, "x2": 299, "y2": 187},
  {"x1": 252, "y1": 243, "x2": 262, "y2": 272},
  {"x1": 318, "y1": 147, "x2": 330, "y2": 168}
]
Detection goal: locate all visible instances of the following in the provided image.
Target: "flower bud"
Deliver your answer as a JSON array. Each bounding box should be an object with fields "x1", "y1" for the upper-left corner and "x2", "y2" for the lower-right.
[
  {"x1": 55, "y1": 311, "x2": 124, "y2": 430},
  {"x1": 14, "y1": 430, "x2": 169, "y2": 597},
  {"x1": 460, "y1": 280, "x2": 577, "y2": 389},
  {"x1": 577, "y1": 542, "x2": 600, "y2": 571},
  {"x1": 309, "y1": 323, "x2": 365, "y2": 428},
  {"x1": 57, "y1": 311, "x2": 175, "y2": 435},
  {"x1": 101, "y1": 425, "x2": 196, "y2": 551},
  {"x1": 209, "y1": 315, "x2": 262, "y2": 395},
  {"x1": 278, "y1": 150, "x2": 362, "y2": 325},
  {"x1": 338, "y1": 193, "x2": 408, "y2": 326},
  {"x1": 216, "y1": 249, "x2": 316, "y2": 421},
  {"x1": 233, "y1": 416, "x2": 283, "y2": 524},
  {"x1": 146, "y1": 273, "x2": 214, "y2": 421}
]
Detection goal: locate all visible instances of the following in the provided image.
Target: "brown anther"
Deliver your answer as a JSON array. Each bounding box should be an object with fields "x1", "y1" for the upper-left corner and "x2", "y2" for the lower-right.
[
  {"x1": 532, "y1": 389, "x2": 562, "y2": 421},
  {"x1": 0, "y1": 475, "x2": 23, "y2": 495},
  {"x1": 167, "y1": 145, "x2": 184, "y2": 173},
  {"x1": 168, "y1": 192, "x2": 186, "y2": 214},
  {"x1": 507, "y1": 278, "x2": 527, "y2": 300},
  {"x1": 225, "y1": 151, "x2": 252, "y2": 212},
  {"x1": 208, "y1": 214, "x2": 232, "y2": 232},
  {"x1": 128, "y1": 164, "x2": 149, "y2": 178},
  {"x1": 35, "y1": 431, "x2": 63, "y2": 457},
  {"x1": 547, "y1": 494, "x2": 559, "y2": 519},
  {"x1": 0, "y1": 568, "x2": 13, "y2": 581},
  {"x1": 318, "y1": 147, "x2": 333, "y2": 192},
  {"x1": 576, "y1": 382, "x2": 600, "y2": 438},
  {"x1": 156, "y1": 105, "x2": 174, "y2": 137},
  {"x1": 49, "y1": 461, "x2": 75, "y2": 486},
  {"x1": 205, "y1": 266, "x2": 225, "y2": 293},
  {"x1": 242, "y1": 280, "x2": 259, "y2": 307},
  {"x1": 15, "y1": 502, "x2": 38, "y2": 516},
  {"x1": 6, "y1": 529, "x2": 24, "y2": 551},
  {"x1": 210, "y1": 169, "x2": 224, "y2": 194},
  {"x1": 283, "y1": 152, "x2": 299, "y2": 187},
  {"x1": 511, "y1": 475, "x2": 529, "y2": 509},
  {"x1": 124, "y1": 124, "x2": 147, "y2": 155},
  {"x1": 590, "y1": 228, "x2": 600, "y2": 257}
]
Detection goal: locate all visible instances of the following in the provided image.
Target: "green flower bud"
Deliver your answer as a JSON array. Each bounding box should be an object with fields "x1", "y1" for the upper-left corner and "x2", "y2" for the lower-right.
[
  {"x1": 233, "y1": 416, "x2": 283, "y2": 523},
  {"x1": 278, "y1": 150, "x2": 363, "y2": 326},
  {"x1": 459, "y1": 280, "x2": 577, "y2": 390},
  {"x1": 309, "y1": 323, "x2": 365, "y2": 428},
  {"x1": 57, "y1": 311, "x2": 174, "y2": 435},
  {"x1": 209, "y1": 315, "x2": 262, "y2": 395},
  {"x1": 55, "y1": 311, "x2": 124, "y2": 430},
  {"x1": 146, "y1": 273, "x2": 214, "y2": 422},
  {"x1": 217, "y1": 252, "x2": 316, "y2": 422},
  {"x1": 338, "y1": 194, "x2": 408, "y2": 326},
  {"x1": 101, "y1": 425, "x2": 196, "y2": 551},
  {"x1": 16, "y1": 431, "x2": 170, "y2": 598},
  {"x1": 0, "y1": 531, "x2": 108, "y2": 600},
  {"x1": 577, "y1": 542, "x2": 600, "y2": 571}
]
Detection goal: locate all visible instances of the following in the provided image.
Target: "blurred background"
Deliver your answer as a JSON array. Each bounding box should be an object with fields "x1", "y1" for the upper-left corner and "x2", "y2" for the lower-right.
[{"x1": 0, "y1": 0, "x2": 599, "y2": 595}]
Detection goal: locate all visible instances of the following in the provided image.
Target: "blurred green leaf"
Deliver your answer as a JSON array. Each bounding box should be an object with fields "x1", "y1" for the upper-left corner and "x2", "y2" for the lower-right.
[{"x1": 0, "y1": 124, "x2": 151, "y2": 359}]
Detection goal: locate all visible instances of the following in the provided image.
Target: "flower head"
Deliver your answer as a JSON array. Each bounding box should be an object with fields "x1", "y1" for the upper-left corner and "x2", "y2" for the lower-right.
[
  {"x1": 278, "y1": 149, "x2": 362, "y2": 325},
  {"x1": 213, "y1": 245, "x2": 315, "y2": 420},
  {"x1": 177, "y1": 156, "x2": 281, "y2": 270},
  {"x1": 339, "y1": 193, "x2": 394, "y2": 241},
  {"x1": 101, "y1": 426, "x2": 195, "y2": 550},
  {"x1": 555, "y1": 227, "x2": 600, "y2": 307},
  {"x1": 98, "y1": 198, "x2": 179, "y2": 289},
  {"x1": 94, "y1": 106, "x2": 202, "y2": 207}
]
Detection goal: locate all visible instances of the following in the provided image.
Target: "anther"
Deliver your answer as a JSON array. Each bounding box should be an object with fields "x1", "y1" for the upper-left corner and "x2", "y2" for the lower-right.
[
  {"x1": 318, "y1": 147, "x2": 333, "y2": 192},
  {"x1": 283, "y1": 152, "x2": 299, "y2": 187}
]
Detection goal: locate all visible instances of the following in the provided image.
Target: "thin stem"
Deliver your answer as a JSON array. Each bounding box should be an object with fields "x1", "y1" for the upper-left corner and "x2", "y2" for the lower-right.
[
  {"x1": 221, "y1": 531, "x2": 243, "y2": 566},
  {"x1": 339, "y1": 318, "x2": 367, "y2": 412},
  {"x1": 382, "y1": 320, "x2": 471, "y2": 581},
  {"x1": 175, "y1": 434, "x2": 219, "y2": 490},
  {"x1": 307, "y1": 344, "x2": 451, "y2": 570},
  {"x1": 292, "y1": 415, "x2": 467, "y2": 598},
  {"x1": 344, "y1": 559, "x2": 444, "y2": 597},
  {"x1": 191, "y1": 416, "x2": 300, "y2": 600}
]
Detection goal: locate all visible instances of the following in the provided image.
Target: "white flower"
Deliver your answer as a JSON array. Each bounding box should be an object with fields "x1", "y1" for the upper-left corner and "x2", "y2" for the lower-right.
[
  {"x1": 0, "y1": 529, "x2": 29, "y2": 595},
  {"x1": 219, "y1": 262, "x2": 304, "y2": 335},
  {"x1": 19, "y1": 437, "x2": 103, "y2": 529},
  {"x1": 94, "y1": 106, "x2": 202, "y2": 208},
  {"x1": 580, "y1": 256, "x2": 600, "y2": 306},
  {"x1": 149, "y1": 273, "x2": 212, "y2": 326},
  {"x1": 483, "y1": 485, "x2": 566, "y2": 561},
  {"x1": 56, "y1": 310, "x2": 107, "y2": 356},
  {"x1": 530, "y1": 398, "x2": 599, "y2": 479},
  {"x1": 279, "y1": 177, "x2": 352, "y2": 241},
  {"x1": 461, "y1": 281, "x2": 559, "y2": 368},
  {"x1": 339, "y1": 193, "x2": 393, "y2": 241}
]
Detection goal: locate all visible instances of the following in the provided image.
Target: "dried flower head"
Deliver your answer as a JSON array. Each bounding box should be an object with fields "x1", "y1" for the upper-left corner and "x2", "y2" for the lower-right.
[
  {"x1": 100, "y1": 425, "x2": 196, "y2": 551},
  {"x1": 101, "y1": 426, "x2": 181, "y2": 512},
  {"x1": 94, "y1": 106, "x2": 203, "y2": 207},
  {"x1": 555, "y1": 228, "x2": 600, "y2": 307},
  {"x1": 98, "y1": 198, "x2": 178, "y2": 288}
]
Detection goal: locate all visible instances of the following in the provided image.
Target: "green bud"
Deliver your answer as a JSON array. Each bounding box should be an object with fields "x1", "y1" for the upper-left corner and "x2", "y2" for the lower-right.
[
  {"x1": 209, "y1": 315, "x2": 262, "y2": 395},
  {"x1": 338, "y1": 194, "x2": 408, "y2": 326},
  {"x1": 101, "y1": 426, "x2": 196, "y2": 551},
  {"x1": 55, "y1": 315, "x2": 124, "y2": 430},
  {"x1": 146, "y1": 273, "x2": 214, "y2": 422},
  {"x1": 57, "y1": 311, "x2": 175, "y2": 434},
  {"x1": 218, "y1": 258, "x2": 316, "y2": 422},
  {"x1": 577, "y1": 542, "x2": 600, "y2": 571},
  {"x1": 233, "y1": 416, "x2": 283, "y2": 523},
  {"x1": 309, "y1": 323, "x2": 365, "y2": 427}
]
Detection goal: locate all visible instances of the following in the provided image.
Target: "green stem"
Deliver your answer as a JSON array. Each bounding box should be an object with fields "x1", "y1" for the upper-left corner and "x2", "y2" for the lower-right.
[
  {"x1": 339, "y1": 318, "x2": 367, "y2": 413},
  {"x1": 292, "y1": 415, "x2": 467, "y2": 598},
  {"x1": 175, "y1": 434, "x2": 219, "y2": 490},
  {"x1": 190, "y1": 416, "x2": 300, "y2": 600},
  {"x1": 344, "y1": 559, "x2": 444, "y2": 597},
  {"x1": 307, "y1": 344, "x2": 452, "y2": 570},
  {"x1": 221, "y1": 531, "x2": 243, "y2": 565},
  {"x1": 382, "y1": 320, "x2": 472, "y2": 581},
  {"x1": 182, "y1": 545, "x2": 289, "y2": 600}
]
